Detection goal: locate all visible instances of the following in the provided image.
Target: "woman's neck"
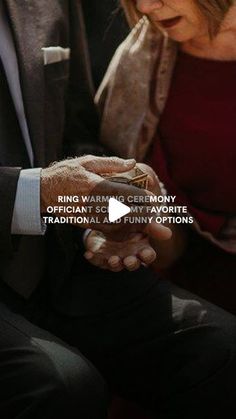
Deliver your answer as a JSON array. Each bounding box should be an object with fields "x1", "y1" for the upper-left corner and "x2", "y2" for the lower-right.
[{"x1": 181, "y1": 5, "x2": 236, "y2": 60}]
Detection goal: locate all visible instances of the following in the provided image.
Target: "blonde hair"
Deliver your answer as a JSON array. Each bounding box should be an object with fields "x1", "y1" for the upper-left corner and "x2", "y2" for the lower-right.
[{"x1": 121, "y1": 0, "x2": 234, "y2": 36}]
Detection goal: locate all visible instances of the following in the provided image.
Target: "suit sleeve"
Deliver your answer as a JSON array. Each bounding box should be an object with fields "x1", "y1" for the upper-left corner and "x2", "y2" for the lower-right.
[
  {"x1": 0, "y1": 167, "x2": 21, "y2": 254},
  {"x1": 63, "y1": 0, "x2": 107, "y2": 158}
]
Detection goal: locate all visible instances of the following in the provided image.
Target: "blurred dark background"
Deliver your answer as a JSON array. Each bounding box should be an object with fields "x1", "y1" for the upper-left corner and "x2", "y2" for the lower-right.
[{"x1": 82, "y1": 0, "x2": 129, "y2": 89}]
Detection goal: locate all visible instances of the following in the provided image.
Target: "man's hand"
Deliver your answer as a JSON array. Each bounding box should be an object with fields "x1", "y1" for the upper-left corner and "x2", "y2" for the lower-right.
[
  {"x1": 41, "y1": 155, "x2": 136, "y2": 212},
  {"x1": 40, "y1": 155, "x2": 172, "y2": 239},
  {"x1": 40, "y1": 155, "x2": 137, "y2": 232},
  {"x1": 84, "y1": 230, "x2": 157, "y2": 272}
]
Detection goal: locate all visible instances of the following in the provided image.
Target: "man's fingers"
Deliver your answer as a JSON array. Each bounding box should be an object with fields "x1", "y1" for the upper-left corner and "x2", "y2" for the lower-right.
[
  {"x1": 108, "y1": 256, "x2": 124, "y2": 272},
  {"x1": 84, "y1": 251, "x2": 93, "y2": 260},
  {"x1": 128, "y1": 233, "x2": 145, "y2": 242},
  {"x1": 123, "y1": 256, "x2": 141, "y2": 271},
  {"x1": 84, "y1": 251, "x2": 107, "y2": 269},
  {"x1": 81, "y1": 156, "x2": 136, "y2": 174},
  {"x1": 138, "y1": 247, "x2": 157, "y2": 264}
]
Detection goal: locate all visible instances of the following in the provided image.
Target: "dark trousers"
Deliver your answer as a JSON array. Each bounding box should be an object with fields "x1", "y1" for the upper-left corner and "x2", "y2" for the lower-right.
[
  {"x1": 0, "y1": 294, "x2": 107, "y2": 419},
  {"x1": 1, "y1": 267, "x2": 236, "y2": 419}
]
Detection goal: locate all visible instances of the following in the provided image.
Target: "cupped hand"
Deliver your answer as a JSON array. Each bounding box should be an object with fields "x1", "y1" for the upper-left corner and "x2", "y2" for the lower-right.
[{"x1": 84, "y1": 230, "x2": 157, "y2": 272}]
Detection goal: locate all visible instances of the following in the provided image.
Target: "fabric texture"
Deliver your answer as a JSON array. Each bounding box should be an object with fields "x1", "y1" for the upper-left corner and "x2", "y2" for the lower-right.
[
  {"x1": 11, "y1": 168, "x2": 45, "y2": 235},
  {"x1": 0, "y1": 1, "x2": 33, "y2": 166}
]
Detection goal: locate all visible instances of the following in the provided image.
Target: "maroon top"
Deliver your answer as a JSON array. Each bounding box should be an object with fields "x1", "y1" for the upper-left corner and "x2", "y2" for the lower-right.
[
  {"x1": 150, "y1": 50, "x2": 236, "y2": 236},
  {"x1": 149, "y1": 51, "x2": 236, "y2": 314}
]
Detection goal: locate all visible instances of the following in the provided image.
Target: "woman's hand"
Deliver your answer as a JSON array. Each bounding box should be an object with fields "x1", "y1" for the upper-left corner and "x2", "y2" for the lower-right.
[
  {"x1": 136, "y1": 163, "x2": 188, "y2": 270},
  {"x1": 84, "y1": 230, "x2": 157, "y2": 272}
]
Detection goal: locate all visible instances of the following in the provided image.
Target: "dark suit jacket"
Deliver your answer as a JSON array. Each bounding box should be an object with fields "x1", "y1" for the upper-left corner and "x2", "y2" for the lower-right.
[
  {"x1": 0, "y1": 0, "x2": 100, "y2": 299},
  {"x1": 82, "y1": 0, "x2": 129, "y2": 88}
]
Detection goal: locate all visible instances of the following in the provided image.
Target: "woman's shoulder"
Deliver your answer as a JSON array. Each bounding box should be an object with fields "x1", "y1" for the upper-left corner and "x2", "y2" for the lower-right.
[{"x1": 96, "y1": 17, "x2": 168, "y2": 97}]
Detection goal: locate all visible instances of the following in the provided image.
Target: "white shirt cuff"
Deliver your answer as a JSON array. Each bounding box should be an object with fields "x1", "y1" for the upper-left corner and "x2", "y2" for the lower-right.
[
  {"x1": 83, "y1": 229, "x2": 92, "y2": 246},
  {"x1": 11, "y1": 168, "x2": 46, "y2": 235}
]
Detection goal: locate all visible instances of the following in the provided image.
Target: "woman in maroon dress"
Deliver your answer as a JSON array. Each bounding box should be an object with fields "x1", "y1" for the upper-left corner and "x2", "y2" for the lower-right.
[{"x1": 85, "y1": 0, "x2": 236, "y2": 314}]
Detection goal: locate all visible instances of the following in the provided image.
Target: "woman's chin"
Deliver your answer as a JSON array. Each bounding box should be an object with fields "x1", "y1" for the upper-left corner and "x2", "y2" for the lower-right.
[
  {"x1": 165, "y1": 28, "x2": 195, "y2": 43},
  {"x1": 155, "y1": 21, "x2": 197, "y2": 44}
]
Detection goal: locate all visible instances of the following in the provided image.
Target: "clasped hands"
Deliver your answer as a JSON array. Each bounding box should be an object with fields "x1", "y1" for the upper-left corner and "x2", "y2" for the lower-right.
[{"x1": 41, "y1": 155, "x2": 171, "y2": 272}]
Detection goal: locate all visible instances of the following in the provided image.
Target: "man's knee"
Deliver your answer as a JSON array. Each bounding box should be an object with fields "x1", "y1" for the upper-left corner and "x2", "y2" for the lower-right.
[
  {"x1": 35, "y1": 340, "x2": 108, "y2": 417},
  {"x1": 5, "y1": 340, "x2": 108, "y2": 418},
  {"x1": 55, "y1": 347, "x2": 108, "y2": 416}
]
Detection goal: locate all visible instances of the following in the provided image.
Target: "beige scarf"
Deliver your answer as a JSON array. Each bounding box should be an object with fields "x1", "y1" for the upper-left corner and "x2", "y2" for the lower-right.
[{"x1": 95, "y1": 17, "x2": 177, "y2": 161}]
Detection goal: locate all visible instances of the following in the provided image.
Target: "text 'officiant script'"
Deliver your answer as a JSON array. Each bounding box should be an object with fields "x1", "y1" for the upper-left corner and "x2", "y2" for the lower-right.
[{"x1": 42, "y1": 195, "x2": 194, "y2": 226}]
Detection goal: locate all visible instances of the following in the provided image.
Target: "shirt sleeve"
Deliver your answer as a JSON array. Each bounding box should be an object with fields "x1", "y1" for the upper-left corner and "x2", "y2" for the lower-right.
[{"x1": 11, "y1": 168, "x2": 46, "y2": 235}]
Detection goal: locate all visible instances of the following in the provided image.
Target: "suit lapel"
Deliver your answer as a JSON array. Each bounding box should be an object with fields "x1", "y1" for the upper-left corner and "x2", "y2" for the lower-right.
[{"x1": 4, "y1": 0, "x2": 46, "y2": 166}]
